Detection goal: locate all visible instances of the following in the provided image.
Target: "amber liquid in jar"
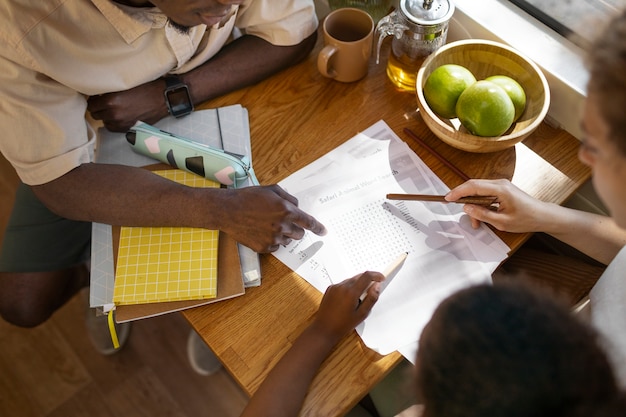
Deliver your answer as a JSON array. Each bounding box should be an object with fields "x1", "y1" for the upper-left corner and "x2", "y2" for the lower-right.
[{"x1": 385, "y1": 50, "x2": 427, "y2": 93}]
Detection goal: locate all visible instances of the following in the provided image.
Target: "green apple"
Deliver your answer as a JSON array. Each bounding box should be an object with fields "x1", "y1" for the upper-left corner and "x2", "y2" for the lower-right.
[
  {"x1": 485, "y1": 75, "x2": 526, "y2": 121},
  {"x1": 456, "y1": 80, "x2": 515, "y2": 137},
  {"x1": 423, "y1": 64, "x2": 477, "y2": 119}
]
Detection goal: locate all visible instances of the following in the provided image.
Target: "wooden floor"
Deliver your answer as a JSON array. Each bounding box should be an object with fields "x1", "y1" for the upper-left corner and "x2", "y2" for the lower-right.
[
  {"x1": 0, "y1": 291, "x2": 249, "y2": 417},
  {"x1": 0, "y1": 154, "x2": 248, "y2": 417}
]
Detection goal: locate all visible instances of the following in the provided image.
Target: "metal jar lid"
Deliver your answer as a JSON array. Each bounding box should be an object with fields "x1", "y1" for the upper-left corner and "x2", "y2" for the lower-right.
[{"x1": 401, "y1": 0, "x2": 455, "y2": 26}]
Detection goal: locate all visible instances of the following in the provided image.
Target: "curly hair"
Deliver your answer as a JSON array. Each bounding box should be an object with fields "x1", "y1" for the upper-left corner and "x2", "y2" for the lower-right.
[
  {"x1": 587, "y1": 8, "x2": 626, "y2": 157},
  {"x1": 416, "y1": 283, "x2": 617, "y2": 417}
]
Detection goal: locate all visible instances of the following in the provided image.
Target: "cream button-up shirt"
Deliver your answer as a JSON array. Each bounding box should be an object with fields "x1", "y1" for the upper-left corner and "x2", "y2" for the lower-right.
[{"x1": 0, "y1": 0, "x2": 317, "y2": 185}]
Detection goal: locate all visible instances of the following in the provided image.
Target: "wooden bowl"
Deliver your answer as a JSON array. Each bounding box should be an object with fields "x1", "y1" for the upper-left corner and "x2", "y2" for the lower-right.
[{"x1": 416, "y1": 39, "x2": 550, "y2": 153}]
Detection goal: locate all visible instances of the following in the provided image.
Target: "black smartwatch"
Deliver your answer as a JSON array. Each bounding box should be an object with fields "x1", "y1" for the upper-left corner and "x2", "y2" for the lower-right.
[{"x1": 164, "y1": 75, "x2": 194, "y2": 118}]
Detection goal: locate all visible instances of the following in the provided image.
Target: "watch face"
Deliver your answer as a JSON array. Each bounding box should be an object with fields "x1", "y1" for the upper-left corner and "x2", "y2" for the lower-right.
[{"x1": 165, "y1": 85, "x2": 193, "y2": 117}]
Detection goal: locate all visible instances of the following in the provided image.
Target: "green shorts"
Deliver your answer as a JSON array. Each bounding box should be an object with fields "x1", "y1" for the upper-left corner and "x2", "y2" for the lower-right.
[{"x1": 0, "y1": 183, "x2": 91, "y2": 272}]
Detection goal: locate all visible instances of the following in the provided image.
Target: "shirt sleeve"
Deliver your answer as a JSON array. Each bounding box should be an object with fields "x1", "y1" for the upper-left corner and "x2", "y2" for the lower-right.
[
  {"x1": 0, "y1": 55, "x2": 93, "y2": 186},
  {"x1": 235, "y1": 0, "x2": 318, "y2": 46}
]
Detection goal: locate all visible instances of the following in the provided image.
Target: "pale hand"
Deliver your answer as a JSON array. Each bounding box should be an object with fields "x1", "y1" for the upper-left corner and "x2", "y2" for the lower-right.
[{"x1": 446, "y1": 179, "x2": 552, "y2": 233}]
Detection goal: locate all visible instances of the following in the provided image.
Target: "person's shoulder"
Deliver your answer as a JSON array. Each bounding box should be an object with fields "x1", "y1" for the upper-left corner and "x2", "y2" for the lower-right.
[{"x1": 1, "y1": 0, "x2": 84, "y2": 47}]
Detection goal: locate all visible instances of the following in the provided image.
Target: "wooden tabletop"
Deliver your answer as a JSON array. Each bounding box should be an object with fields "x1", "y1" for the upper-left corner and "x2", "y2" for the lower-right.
[{"x1": 183, "y1": 33, "x2": 590, "y2": 417}]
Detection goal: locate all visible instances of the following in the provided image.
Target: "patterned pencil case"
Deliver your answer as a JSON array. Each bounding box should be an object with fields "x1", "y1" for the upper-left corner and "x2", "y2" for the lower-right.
[{"x1": 125, "y1": 121, "x2": 258, "y2": 187}]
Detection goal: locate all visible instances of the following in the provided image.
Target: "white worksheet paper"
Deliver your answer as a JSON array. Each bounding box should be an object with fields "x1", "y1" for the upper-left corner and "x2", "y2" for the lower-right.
[{"x1": 274, "y1": 121, "x2": 509, "y2": 356}]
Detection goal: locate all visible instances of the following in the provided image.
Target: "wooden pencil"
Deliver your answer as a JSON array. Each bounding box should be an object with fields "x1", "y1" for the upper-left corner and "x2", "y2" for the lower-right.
[
  {"x1": 386, "y1": 193, "x2": 498, "y2": 206},
  {"x1": 359, "y1": 252, "x2": 409, "y2": 302},
  {"x1": 403, "y1": 128, "x2": 471, "y2": 181}
]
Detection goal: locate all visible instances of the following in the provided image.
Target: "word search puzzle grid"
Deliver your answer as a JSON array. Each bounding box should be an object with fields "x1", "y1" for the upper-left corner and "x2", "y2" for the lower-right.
[
  {"x1": 113, "y1": 170, "x2": 219, "y2": 305},
  {"x1": 329, "y1": 198, "x2": 414, "y2": 272}
]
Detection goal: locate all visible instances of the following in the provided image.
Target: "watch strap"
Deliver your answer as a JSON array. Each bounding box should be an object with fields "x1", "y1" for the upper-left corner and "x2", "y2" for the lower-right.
[
  {"x1": 165, "y1": 74, "x2": 184, "y2": 88},
  {"x1": 164, "y1": 74, "x2": 194, "y2": 117}
]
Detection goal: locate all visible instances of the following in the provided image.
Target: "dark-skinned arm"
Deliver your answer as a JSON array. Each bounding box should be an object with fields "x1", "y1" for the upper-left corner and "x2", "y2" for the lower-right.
[
  {"x1": 88, "y1": 33, "x2": 317, "y2": 132},
  {"x1": 31, "y1": 163, "x2": 326, "y2": 253},
  {"x1": 240, "y1": 271, "x2": 383, "y2": 417}
]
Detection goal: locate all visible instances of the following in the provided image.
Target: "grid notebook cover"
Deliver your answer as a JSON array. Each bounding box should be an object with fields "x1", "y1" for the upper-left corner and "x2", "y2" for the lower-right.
[{"x1": 113, "y1": 170, "x2": 220, "y2": 305}]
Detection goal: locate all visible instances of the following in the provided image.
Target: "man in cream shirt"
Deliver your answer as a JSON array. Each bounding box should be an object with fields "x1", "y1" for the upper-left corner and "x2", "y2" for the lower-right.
[{"x1": 0, "y1": 0, "x2": 327, "y2": 362}]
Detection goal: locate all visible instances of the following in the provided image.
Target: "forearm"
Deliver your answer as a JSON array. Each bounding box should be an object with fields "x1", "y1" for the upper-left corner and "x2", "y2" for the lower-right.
[
  {"x1": 241, "y1": 273, "x2": 382, "y2": 416},
  {"x1": 537, "y1": 202, "x2": 626, "y2": 265},
  {"x1": 31, "y1": 163, "x2": 224, "y2": 229},
  {"x1": 241, "y1": 324, "x2": 340, "y2": 417},
  {"x1": 31, "y1": 162, "x2": 326, "y2": 253},
  {"x1": 183, "y1": 33, "x2": 317, "y2": 106},
  {"x1": 87, "y1": 33, "x2": 318, "y2": 132}
]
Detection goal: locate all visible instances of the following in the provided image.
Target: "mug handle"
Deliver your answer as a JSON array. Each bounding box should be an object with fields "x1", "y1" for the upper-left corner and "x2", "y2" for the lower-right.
[{"x1": 317, "y1": 45, "x2": 338, "y2": 78}]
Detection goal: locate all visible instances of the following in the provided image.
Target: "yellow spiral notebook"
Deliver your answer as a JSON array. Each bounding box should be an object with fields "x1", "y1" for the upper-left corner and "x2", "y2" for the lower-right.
[{"x1": 113, "y1": 170, "x2": 220, "y2": 306}]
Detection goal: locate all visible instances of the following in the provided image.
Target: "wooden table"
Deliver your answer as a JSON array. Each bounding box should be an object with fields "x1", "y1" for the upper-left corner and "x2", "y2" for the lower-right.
[{"x1": 183, "y1": 34, "x2": 590, "y2": 417}]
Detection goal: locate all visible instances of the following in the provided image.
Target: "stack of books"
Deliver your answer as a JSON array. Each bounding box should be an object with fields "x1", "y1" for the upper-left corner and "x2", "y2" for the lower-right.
[{"x1": 90, "y1": 105, "x2": 259, "y2": 322}]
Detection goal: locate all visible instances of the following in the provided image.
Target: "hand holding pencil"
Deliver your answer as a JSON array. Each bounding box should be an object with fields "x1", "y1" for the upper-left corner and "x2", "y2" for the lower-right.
[
  {"x1": 315, "y1": 271, "x2": 384, "y2": 341},
  {"x1": 446, "y1": 178, "x2": 546, "y2": 231}
]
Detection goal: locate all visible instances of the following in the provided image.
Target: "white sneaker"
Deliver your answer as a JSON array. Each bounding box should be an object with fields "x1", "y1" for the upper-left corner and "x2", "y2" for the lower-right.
[
  {"x1": 85, "y1": 307, "x2": 131, "y2": 355},
  {"x1": 83, "y1": 288, "x2": 130, "y2": 355},
  {"x1": 187, "y1": 330, "x2": 222, "y2": 376}
]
